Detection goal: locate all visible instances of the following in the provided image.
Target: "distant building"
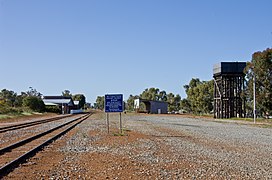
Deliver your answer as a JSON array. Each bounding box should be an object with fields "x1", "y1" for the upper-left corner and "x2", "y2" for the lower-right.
[
  {"x1": 42, "y1": 96, "x2": 74, "y2": 114},
  {"x1": 134, "y1": 98, "x2": 168, "y2": 114},
  {"x1": 73, "y1": 100, "x2": 80, "y2": 109},
  {"x1": 85, "y1": 103, "x2": 91, "y2": 109}
]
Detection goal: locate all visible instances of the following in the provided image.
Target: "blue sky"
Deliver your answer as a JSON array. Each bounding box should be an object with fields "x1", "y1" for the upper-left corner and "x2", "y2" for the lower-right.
[{"x1": 0, "y1": 0, "x2": 271, "y2": 103}]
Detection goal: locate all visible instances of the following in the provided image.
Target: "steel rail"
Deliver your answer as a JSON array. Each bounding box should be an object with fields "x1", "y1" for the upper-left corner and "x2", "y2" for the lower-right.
[
  {"x1": 0, "y1": 114, "x2": 73, "y2": 133},
  {"x1": 0, "y1": 114, "x2": 83, "y2": 155},
  {"x1": 0, "y1": 113, "x2": 91, "y2": 177}
]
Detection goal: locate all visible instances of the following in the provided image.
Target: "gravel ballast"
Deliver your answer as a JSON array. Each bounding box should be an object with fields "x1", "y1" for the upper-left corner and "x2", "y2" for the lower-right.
[{"x1": 4, "y1": 112, "x2": 272, "y2": 179}]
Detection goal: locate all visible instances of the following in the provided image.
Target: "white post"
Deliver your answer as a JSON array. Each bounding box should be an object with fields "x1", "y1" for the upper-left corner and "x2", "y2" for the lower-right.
[
  {"x1": 62, "y1": 103, "x2": 64, "y2": 114},
  {"x1": 253, "y1": 74, "x2": 256, "y2": 124}
]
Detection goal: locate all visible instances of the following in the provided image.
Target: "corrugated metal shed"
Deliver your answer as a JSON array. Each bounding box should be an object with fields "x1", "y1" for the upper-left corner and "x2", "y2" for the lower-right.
[{"x1": 134, "y1": 98, "x2": 168, "y2": 114}]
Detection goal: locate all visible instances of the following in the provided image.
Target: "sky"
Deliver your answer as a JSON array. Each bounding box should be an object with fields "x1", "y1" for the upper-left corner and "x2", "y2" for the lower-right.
[{"x1": 0, "y1": 0, "x2": 271, "y2": 104}]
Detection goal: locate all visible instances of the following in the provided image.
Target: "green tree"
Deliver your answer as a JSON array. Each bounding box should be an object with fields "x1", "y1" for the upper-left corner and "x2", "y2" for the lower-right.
[
  {"x1": 167, "y1": 93, "x2": 175, "y2": 112},
  {"x1": 196, "y1": 80, "x2": 214, "y2": 113},
  {"x1": 167, "y1": 93, "x2": 181, "y2": 112},
  {"x1": 174, "y1": 94, "x2": 181, "y2": 111},
  {"x1": 183, "y1": 78, "x2": 201, "y2": 113},
  {"x1": 183, "y1": 78, "x2": 214, "y2": 114},
  {"x1": 184, "y1": 78, "x2": 201, "y2": 94},
  {"x1": 180, "y1": 98, "x2": 191, "y2": 113},
  {"x1": 0, "y1": 89, "x2": 17, "y2": 107},
  {"x1": 95, "y1": 96, "x2": 104, "y2": 110},
  {"x1": 126, "y1": 95, "x2": 139, "y2": 111},
  {"x1": 158, "y1": 90, "x2": 167, "y2": 101},
  {"x1": 140, "y1": 88, "x2": 160, "y2": 101},
  {"x1": 26, "y1": 87, "x2": 42, "y2": 97},
  {"x1": 72, "y1": 94, "x2": 86, "y2": 109},
  {"x1": 14, "y1": 94, "x2": 24, "y2": 107},
  {"x1": 23, "y1": 96, "x2": 45, "y2": 112},
  {"x1": 244, "y1": 48, "x2": 272, "y2": 117},
  {"x1": 62, "y1": 90, "x2": 72, "y2": 97},
  {"x1": 140, "y1": 88, "x2": 170, "y2": 102}
]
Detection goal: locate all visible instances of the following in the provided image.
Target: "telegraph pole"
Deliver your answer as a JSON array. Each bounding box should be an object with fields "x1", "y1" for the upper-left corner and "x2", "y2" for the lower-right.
[{"x1": 253, "y1": 72, "x2": 256, "y2": 124}]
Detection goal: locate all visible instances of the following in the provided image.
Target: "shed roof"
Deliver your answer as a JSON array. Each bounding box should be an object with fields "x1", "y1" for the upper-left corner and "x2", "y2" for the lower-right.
[
  {"x1": 43, "y1": 99, "x2": 74, "y2": 106},
  {"x1": 43, "y1": 96, "x2": 71, "y2": 100}
]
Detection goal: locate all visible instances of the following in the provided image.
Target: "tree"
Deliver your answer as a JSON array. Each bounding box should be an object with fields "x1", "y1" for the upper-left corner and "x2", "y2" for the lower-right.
[
  {"x1": 158, "y1": 91, "x2": 167, "y2": 101},
  {"x1": 140, "y1": 88, "x2": 170, "y2": 102},
  {"x1": 72, "y1": 94, "x2": 86, "y2": 109},
  {"x1": 180, "y1": 98, "x2": 191, "y2": 113},
  {"x1": 184, "y1": 78, "x2": 201, "y2": 94},
  {"x1": 244, "y1": 48, "x2": 272, "y2": 117},
  {"x1": 0, "y1": 89, "x2": 17, "y2": 107},
  {"x1": 196, "y1": 80, "x2": 214, "y2": 113},
  {"x1": 126, "y1": 94, "x2": 139, "y2": 111},
  {"x1": 23, "y1": 96, "x2": 45, "y2": 112},
  {"x1": 167, "y1": 93, "x2": 181, "y2": 112},
  {"x1": 183, "y1": 78, "x2": 214, "y2": 114},
  {"x1": 140, "y1": 88, "x2": 160, "y2": 101},
  {"x1": 26, "y1": 87, "x2": 42, "y2": 97},
  {"x1": 62, "y1": 90, "x2": 72, "y2": 97},
  {"x1": 167, "y1": 93, "x2": 175, "y2": 112},
  {"x1": 14, "y1": 93, "x2": 25, "y2": 107},
  {"x1": 0, "y1": 88, "x2": 44, "y2": 114},
  {"x1": 174, "y1": 94, "x2": 181, "y2": 111},
  {"x1": 95, "y1": 96, "x2": 104, "y2": 110}
]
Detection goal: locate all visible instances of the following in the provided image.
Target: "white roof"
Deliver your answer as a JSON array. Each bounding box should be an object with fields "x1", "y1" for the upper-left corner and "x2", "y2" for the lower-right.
[{"x1": 43, "y1": 99, "x2": 74, "y2": 106}]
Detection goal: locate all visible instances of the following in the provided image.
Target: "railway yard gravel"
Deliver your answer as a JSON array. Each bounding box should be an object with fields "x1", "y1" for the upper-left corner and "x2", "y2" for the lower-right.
[{"x1": 3, "y1": 112, "x2": 272, "y2": 179}]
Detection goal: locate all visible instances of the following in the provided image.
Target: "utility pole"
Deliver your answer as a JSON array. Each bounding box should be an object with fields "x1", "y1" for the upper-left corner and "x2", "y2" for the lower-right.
[{"x1": 253, "y1": 72, "x2": 256, "y2": 124}]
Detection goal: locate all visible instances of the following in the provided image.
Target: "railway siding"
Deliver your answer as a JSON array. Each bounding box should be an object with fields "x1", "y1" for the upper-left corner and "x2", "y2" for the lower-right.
[{"x1": 0, "y1": 113, "x2": 90, "y2": 177}]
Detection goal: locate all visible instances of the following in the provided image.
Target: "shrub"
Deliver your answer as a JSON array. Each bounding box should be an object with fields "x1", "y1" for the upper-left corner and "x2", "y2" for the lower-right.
[
  {"x1": 0, "y1": 105, "x2": 23, "y2": 114},
  {"x1": 45, "y1": 106, "x2": 61, "y2": 113},
  {"x1": 22, "y1": 96, "x2": 45, "y2": 112}
]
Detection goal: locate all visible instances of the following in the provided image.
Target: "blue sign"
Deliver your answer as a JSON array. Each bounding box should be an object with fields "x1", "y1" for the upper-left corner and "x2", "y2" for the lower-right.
[{"x1": 105, "y1": 94, "x2": 123, "y2": 113}]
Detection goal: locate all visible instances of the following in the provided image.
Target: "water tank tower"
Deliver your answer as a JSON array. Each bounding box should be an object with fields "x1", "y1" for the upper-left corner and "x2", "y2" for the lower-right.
[{"x1": 213, "y1": 62, "x2": 246, "y2": 118}]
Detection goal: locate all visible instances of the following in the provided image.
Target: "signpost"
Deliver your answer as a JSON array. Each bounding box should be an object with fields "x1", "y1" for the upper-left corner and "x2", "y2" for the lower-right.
[
  {"x1": 105, "y1": 94, "x2": 123, "y2": 113},
  {"x1": 104, "y1": 94, "x2": 123, "y2": 134}
]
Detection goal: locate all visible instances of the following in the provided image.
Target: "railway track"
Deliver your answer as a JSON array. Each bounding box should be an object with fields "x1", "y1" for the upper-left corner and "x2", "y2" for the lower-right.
[
  {"x1": 0, "y1": 113, "x2": 91, "y2": 177},
  {"x1": 0, "y1": 114, "x2": 73, "y2": 133}
]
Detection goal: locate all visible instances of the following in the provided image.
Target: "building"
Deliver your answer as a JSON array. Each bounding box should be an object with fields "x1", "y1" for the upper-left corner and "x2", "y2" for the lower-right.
[
  {"x1": 134, "y1": 98, "x2": 168, "y2": 114},
  {"x1": 85, "y1": 103, "x2": 91, "y2": 109},
  {"x1": 73, "y1": 100, "x2": 80, "y2": 109},
  {"x1": 42, "y1": 96, "x2": 74, "y2": 114}
]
